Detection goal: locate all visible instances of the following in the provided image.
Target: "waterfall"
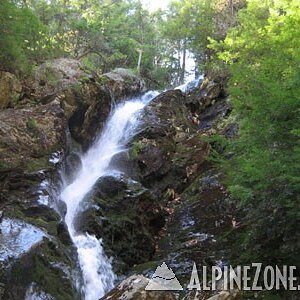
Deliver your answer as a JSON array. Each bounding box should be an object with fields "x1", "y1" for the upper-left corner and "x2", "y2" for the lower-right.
[{"x1": 60, "y1": 91, "x2": 159, "y2": 300}]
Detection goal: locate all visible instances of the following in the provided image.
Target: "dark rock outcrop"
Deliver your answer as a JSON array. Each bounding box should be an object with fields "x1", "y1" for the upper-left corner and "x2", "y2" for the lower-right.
[
  {"x1": 186, "y1": 78, "x2": 223, "y2": 114},
  {"x1": 0, "y1": 167, "x2": 76, "y2": 300},
  {"x1": 104, "y1": 76, "x2": 238, "y2": 299},
  {"x1": 128, "y1": 89, "x2": 210, "y2": 193},
  {"x1": 65, "y1": 68, "x2": 145, "y2": 149},
  {"x1": 78, "y1": 173, "x2": 165, "y2": 273},
  {"x1": 154, "y1": 171, "x2": 232, "y2": 284},
  {"x1": 0, "y1": 230, "x2": 77, "y2": 300}
]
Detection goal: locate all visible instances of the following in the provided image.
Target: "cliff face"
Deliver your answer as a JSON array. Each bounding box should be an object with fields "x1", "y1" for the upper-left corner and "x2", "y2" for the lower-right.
[
  {"x1": 99, "y1": 77, "x2": 238, "y2": 300},
  {"x1": 0, "y1": 59, "x2": 236, "y2": 299},
  {"x1": 78, "y1": 76, "x2": 236, "y2": 300}
]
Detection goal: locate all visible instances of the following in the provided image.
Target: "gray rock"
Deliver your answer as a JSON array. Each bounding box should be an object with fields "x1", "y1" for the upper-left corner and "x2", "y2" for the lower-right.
[
  {"x1": 33, "y1": 58, "x2": 86, "y2": 100},
  {"x1": 101, "y1": 275, "x2": 177, "y2": 300}
]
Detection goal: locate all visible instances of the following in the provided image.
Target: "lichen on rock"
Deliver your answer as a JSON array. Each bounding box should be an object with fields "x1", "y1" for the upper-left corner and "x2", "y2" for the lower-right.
[{"x1": 0, "y1": 71, "x2": 22, "y2": 109}]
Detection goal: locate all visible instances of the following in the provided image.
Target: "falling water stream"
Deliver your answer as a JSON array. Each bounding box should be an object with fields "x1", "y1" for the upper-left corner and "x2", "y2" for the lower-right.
[{"x1": 59, "y1": 91, "x2": 159, "y2": 300}]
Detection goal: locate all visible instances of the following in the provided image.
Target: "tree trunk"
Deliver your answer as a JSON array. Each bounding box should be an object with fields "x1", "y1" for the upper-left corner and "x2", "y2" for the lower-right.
[
  {"x1": 177, "y1": 41, "x2": 181, "y2": 85},
  {"x1": 180, "y1": 41, "x2": 186, "y2": 84},
  {"x1": 77, "y1": 49, "x2": 103, "y2": 60}
]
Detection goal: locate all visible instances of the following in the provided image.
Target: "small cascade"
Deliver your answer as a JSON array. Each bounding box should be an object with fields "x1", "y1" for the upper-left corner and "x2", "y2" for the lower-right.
[
  {"x1": 175, "y1": 75, "x2": 203, "y2": 93},
  {"x1": 59, "y1": 91, "x2": 159, "y2": 300}
]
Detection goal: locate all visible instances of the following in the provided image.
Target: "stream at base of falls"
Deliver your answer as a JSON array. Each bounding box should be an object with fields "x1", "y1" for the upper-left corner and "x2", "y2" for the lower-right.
[{"x1": 59, "y1": 91, "x2": 159, "y2": 300}]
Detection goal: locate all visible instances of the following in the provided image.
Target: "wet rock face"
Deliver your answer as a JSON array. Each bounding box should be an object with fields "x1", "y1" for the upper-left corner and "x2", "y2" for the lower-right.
[
  {"x1": 0, "y1": 100, "x2": 67, "y2": 172},
  {"x1": 0, "y1": 166, "x2": 76, "y2": 299},
  {"x1": 154, "y1": 171, "x2": 232, "y2": 284},
  {"x1": 78, "y1": 173, "x2": 165, "y2": 273},
  {"x1": 129, "y1": 89, "x2": 210, "y2": 192},
  {"x1": 0, "y1": 56, "x2": 235, "y2": 300},
  {"x1": 0, "y1": 178, "x2": 76, "y2": 299},
  {"x1": 0, "y1": 218, "x2": 45, "y2": 263},
  {"x1": 0, "y1": 60, "x2": 148, "y2": 299},
  {"x1": 0, "y1": 68, "x2": 77, "y2": 299},
  {"x1": 1, "y1": 237, "x2": 77, "y2": 300},
  {"x1": 114, "y1": 77, "x2": 238, "y2": 300},
  {"x1": 0, "y1": 71, "x2": 22, "y2": 109}
]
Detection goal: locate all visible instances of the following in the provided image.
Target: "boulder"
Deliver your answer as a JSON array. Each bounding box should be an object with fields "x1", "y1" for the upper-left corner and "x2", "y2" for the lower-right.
[
  {"x1": 0, "y1": 100, "x2": 67, "y2": 171},
  {"x1": 101, "y1": 275, "x2": 176, "y2": 300},
  {"x1": 103, "y1": 68, "x2": 146, "y2": 99},
  {"x1": 34, "y1": 61, "x2": 144, "y2": 104},
  {"x1": 0, "y1": 71, "x2": 22, "y2": 109},
  {"x1": 66, "y1": 82, "x2": 112, "y2": 149},
  {"x1": 33, "y1": 58, "x2": 86, "y2": 101}
]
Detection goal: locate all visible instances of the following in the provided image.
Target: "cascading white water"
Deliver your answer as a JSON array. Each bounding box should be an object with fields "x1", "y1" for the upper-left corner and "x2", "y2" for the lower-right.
[{"x1": 59, "y1": 91, "x2": 159, "y2": 300}]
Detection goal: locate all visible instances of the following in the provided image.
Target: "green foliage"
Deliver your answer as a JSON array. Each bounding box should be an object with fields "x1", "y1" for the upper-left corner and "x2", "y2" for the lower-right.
[
  {"x1": 26, "y1": 117, "x2": 38, "y2": 131},
  {"x1": 157, "y1": 0, "x2": 245, "y2": 84},
  {"x1": 215, "y1": 0, "x2": 300, "y2": 266},
  {"x1": 0, "y1": 0, "x2": 50, "y2": 73},
  {"x1": 26, "y1": 157, "x2": 49, "y2": 172},
  {"x1": 0, "y1": 160, "x2": 9, "y2": 170},
  {"x1": 0, "y1": 0, "x2": 175, "y2": 86},
  {"x1": 0, "y1": 0, "x2": 245, "y2": 84},
  {"x1": 130, "y1": 140, "x2": 144, "y2": 159}
]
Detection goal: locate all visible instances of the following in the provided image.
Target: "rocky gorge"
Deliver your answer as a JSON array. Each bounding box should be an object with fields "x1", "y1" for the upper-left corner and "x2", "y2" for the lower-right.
[{"x1": 0, "y1": 58, "x2": 237, "y2": 300}]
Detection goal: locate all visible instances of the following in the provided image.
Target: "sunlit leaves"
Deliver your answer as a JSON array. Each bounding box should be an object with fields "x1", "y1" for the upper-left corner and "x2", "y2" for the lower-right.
[{"x1": 215, "y1": 0, "x2": 300, "y2": 265}]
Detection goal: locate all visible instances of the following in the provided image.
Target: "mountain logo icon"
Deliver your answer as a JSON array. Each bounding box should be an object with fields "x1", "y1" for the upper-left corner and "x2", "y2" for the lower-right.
[{"x1": 145, "y1": 262, "x2": 183, "y2": 291}]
